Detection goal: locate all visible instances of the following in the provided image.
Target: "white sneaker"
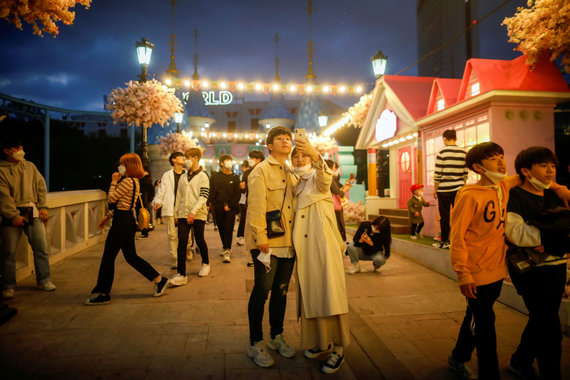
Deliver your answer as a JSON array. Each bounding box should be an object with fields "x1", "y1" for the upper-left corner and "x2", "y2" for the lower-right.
[
  {"x1": 247, "y1": 341, "x2": 275, "y2": 368},
  {"x1": 348, "y1": 263, "x2": 361, "y2": 275},
  {"x1": 169, "y1": 273, "x2": 188, "y2": 286},
  {"x1": 219, "y1": 249, "x2": 226, "y2": 257},
  {"x1": 2, "y1": 288, "x2": 14, "y2": 299},
  {"x1": 223, "y1": 251, "x2": 232, "y2": 263},
  {"x1": 236, "y1": 237, "x2": 245, "y2": 246},
  {"x1": 267, "y1": 334, "x2": 296, "y2": 358},
  {"x1": 410, "y1": 235, "x2": 418, "y2": 240},
  {"x1": 198, "y1": 263, "x2": 210, "y2": 277},
  {"x1": 37, "y1": 281, "x2": 56, "y2": 291}
]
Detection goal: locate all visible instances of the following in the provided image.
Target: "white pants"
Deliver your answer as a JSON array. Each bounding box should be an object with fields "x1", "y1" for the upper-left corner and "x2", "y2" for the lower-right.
[{"x1": 165, "y1": 216, "x2": 178, "y2": 260}]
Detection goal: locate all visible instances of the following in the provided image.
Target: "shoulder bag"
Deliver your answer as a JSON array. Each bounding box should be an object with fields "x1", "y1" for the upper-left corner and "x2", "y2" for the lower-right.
[{"x1": 266, "y1": 182, "x2": 287, "y2": 239}]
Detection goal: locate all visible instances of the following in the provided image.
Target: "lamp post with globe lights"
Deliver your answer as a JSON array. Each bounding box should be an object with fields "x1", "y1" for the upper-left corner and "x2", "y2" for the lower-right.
[
  {"x1": 174, "y1": 111, "x2": 183, "y2": 133},
  {"x1": 136, "y1": 38, "x2": 154, "y2": 164},
  {"x1": 371, "y1": 50, "x2": 388, "y2": 78}
]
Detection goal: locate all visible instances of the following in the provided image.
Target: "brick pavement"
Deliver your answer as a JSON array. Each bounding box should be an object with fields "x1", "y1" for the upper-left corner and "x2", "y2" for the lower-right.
[{"x1": 0, "y1": 223, "x2": 568, "y2": 379}]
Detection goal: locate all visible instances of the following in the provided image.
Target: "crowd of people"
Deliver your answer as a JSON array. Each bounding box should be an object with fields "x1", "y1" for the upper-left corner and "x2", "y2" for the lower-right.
[{"x1": 1, "y1": 126, "x2": 569, "y2": 377}]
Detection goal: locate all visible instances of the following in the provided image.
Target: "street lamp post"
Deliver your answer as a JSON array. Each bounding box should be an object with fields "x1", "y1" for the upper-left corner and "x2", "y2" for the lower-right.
[
  {"x1": 371, "y1": 50, "x2": 388, "y2": 78},
  {"x1": 136, "y1": 38, "x2": 154, "y2": 165},
  {"x1": 174, "y1": 111, "x2": 183, "y2": 133},
  {"x1": 318, "y1": 112, "x2": 328, "y2": 128}
]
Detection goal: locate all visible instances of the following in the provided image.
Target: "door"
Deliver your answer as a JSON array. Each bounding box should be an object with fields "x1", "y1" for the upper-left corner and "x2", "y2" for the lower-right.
[{"x1": 398, "y1": 145, "x2": 412, "y2": 209}]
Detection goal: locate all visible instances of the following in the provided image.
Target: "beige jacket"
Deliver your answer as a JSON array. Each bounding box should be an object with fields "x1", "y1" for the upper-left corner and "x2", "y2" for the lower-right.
[{"x1": 245, "y1": 155, "x2": 297, "y2": 250}]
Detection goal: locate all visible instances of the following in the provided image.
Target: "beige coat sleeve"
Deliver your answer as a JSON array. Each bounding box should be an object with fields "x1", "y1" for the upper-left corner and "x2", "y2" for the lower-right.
[{"x1": 247, "y1": 167, "x2": 268, "y2": 246}]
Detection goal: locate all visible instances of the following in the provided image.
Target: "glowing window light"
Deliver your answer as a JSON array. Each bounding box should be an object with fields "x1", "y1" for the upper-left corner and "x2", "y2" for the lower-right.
[
  {"x1": 220, "y1": 81, "x2": 228, "y2": 89},
  {"x1": 437, "y1": 99, "x2": 445, "y2": 111},
  {"x1": 165, "y1": 78, "x2": 172, "y2": 86},
  {"x1": 339, "y1": 86, "x2": 346, "y2": 93},
  {"x1": 289, "y1": 84, "x2": 296, "y2": 92},
  {"x1": 471, "y1": 83, "x2": 480, "y2": 96},
  {"x1": 306, "y1": 85, "x2": 313, "y2": 93},
  {"x1": 356, "y1": 86, "x2": 363, "y2": 93},
  {"x1": 237, "y1": 82, "x2": 245, "y2": 90},
  {"x1": 184, "y1": 80, "x2": 191, "y2": 87},
  {"x1": 323, "y1": 85, "x2": 330, "y2": 93},
  {"x1": 255, "y1": 82, "x2": 262, "y2": 91},
  {"x1": 202, "y1": 80, "x2": 210, "y2": 88}
]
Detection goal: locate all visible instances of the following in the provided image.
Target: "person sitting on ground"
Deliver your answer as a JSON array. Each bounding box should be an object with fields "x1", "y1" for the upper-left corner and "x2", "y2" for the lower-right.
[
  {"x1": 407, "y1": 184, "x2": 430, "y2": 240},
  {"x1": 346, "y1": 216, "x2": 391, "y2": 274}
]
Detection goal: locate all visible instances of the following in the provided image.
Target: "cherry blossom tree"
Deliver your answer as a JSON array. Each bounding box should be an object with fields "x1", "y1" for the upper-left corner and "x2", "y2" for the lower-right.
[
  {"x1": 1, "y1": 0, "x2": 91, "y2": 37},
  {"x1": 158, "y1": 131, "x2": 201, "y2": 156},
  {"x1": 502, "y1": 0, "x2": 570, "y2": 72}
]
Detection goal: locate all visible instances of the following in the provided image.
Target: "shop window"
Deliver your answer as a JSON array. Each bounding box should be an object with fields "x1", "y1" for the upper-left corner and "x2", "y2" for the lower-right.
[
  {"x1": 477, "y1": 122, "x2": 490, "y2": 142},
  {"x1": 437, "y1": 99, "x2": 445, "y2": 111},
  {"x1": 471, "y1": 83, "x2": 480, "y2": 96},
  {"x1": 464, "y1": 126, "x2": 477, "y2": 147}
]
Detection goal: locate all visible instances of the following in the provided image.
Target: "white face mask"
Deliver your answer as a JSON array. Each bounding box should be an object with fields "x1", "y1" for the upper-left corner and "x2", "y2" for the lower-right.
[
  {"x1": 293, "y1": 163, "x2": 312, "y2": 176},
  {"x1": 248, "y1": 159, "x2": 257, "y2": 167},
  {"x1": 117, "y1": 164, "x2": 127, "y2": 176},
  {"x1": 11, "y1": 150, "x2": 25, "y2": 161},
  {"x1": 528, "y1": 176, "x2": 551, "y2": 191},
  {"x1": 185, "y1": 159, "x2": 193, "y2": 168},
  {"x1": 481, "y1": 168, "x2": 506, "y2": 184},
  {"x1": 223, "y1": 160, "x2": 233, "y2": 169}
]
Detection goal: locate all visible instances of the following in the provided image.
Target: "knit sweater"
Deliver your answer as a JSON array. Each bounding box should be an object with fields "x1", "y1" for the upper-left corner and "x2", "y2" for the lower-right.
[{"x1": 433, "y1": 145, "x2": 468, "y2": 192}]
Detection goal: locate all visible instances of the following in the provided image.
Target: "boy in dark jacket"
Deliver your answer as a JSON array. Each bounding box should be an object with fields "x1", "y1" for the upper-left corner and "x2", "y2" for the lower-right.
[{"x1": 346, "y1": 216, "x2": 391, "y2": 274}]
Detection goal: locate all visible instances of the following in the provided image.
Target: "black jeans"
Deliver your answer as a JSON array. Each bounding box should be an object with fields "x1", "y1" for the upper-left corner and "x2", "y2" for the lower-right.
[
  {"x1": 411, "y1": 222, "x2": 424, "y2": 236},
  {"x1": 215, "y1": 209, "x2": 236, "y2": 250},
  {"x1": 248, "y1": 249, "x2": 295, "y2": 345},
  {"x1": 177, "y1": 219, "x2": 209, "y2": 275},
  {"x1": 92, "y1": 211, "x2": 159, "y2": 295},
  {"x1": 437, "y1": 190, "x2": 457, "y2": 243},
  {"x1": 335, "y1": 209, "x2": 346, "y2": 241},
  {"x1": 452, "y1": 279, "x2": 503, "y2": 380},
  {"x1": 237, "y1": 203, "x2": 247, "y2": 238},
  {"x1": 508, "y1": 263, "x2": 566, "y2": 380}
]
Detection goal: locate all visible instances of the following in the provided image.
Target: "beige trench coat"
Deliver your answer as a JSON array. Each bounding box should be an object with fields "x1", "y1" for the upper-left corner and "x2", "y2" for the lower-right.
[{"x1": 293, "y1": 159, "x2": 349, "y2": 319}]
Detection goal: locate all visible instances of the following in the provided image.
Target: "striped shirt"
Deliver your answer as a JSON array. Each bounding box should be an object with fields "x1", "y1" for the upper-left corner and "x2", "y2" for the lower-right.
[
  {"x1": 106, "y1": 178, "x2": 139, "y2": 218},
  {"x1": 433, "y1": 145, "x2": 468, "y2": 192}
]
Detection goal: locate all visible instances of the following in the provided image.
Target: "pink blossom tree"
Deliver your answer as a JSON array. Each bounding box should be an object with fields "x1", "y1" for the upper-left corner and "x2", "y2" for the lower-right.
[
  {"x1": 502, "y1": 0, "x2": 570, "y2": 72},
  {"x1": 1, "y1": 0, "x2": 91, "y2": 37}
]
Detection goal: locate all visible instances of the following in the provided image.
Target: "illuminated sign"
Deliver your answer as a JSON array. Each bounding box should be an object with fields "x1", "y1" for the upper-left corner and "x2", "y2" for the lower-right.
[
  {"x1": 181, "y1": 91, "x2": 234, "y2": 106},
  {"x1": 375, "y1": 109, "x2": 397, "y2": 142}
]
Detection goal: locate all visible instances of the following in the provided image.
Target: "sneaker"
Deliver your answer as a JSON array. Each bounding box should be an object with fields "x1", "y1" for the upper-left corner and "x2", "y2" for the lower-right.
[
  {"x1": 348, "y1": 263, "x2": 361, "y2": 275},
  {"x1": 219, "y1": 249, "x2": 226, "y2": 257},
  {"x1": 441, "y1": 241, "x2": 451, "y2": 249},
  {"x1": 37, "y1": 281, "x2": 56, "y2": 291},
  {"x1": 247, "y1": 261, "x2": 254, "y2": 267},
  {"x1": 236, "y1": 237, "x2": 245, "y2": 246},
  {"x1": 448, "y1": 353, "x2": 474, "y2": 379},
  {"x1": 84, "y1": 293, "x2": 111, "y2": 306},
  {"x1": 223, "y1": 251, "x2": 232, "y2": 263},
  {"x1": 198, "y1": 263, "x2": 210, "y2": 277},
  {"x1": 434, "y1": 235, "x2": 442, "y2": 242},
  {"x1": 506, "y1": 358, "x2": 539, "y2": 379},
  {"x1": 2, "y1": 289, "x2": 14, "y2": 299},
  {"x1": 267, "y1": 334, "x2": 296, "y2": 358},
  {"x1": 153, "y1": 277, "x2": 169, "y2": 297},
  {"x1": 410, "y1": 235, "x2": 418, "y2": 240},
  {"x1": 247, "y1": 341, "x2": 275, "y2": 368},
  {"x1": 169, "y1": 274, "x2": 187, "y2": 286},
  {"x1": 304, "y1": 343, "x2": 332, "y2": 359},
  {"x1": 136, "y1": 235, "x2": 149, "y2": 240},
  {"x1": 321, "y1": 350, "x2": 345, "y2": 374}
]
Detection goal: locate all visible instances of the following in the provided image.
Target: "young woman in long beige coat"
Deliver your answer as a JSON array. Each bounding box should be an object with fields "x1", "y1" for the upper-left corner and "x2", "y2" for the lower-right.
[{"x1": 291, "y1": 141, "x2": 349, "y2": 375}]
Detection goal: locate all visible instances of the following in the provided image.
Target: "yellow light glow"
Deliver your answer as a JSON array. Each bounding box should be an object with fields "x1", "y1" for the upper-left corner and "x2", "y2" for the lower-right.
[
  {"x1": 165, "y1": 79, "x2": 172, "y2": 86},
  {"x1": 223, "y1": 133, "x2": 227, "y2": 138},
  {"x1": 237, "y1": 82, "x2": 245, "y2": 90},
  {"x1": 289, "y1": 84, "x2": 296, "y2": 92},
  {"x1": 220, "y1": 81, "x2": 228, "y2": 89},
  {"x1": 306, "y1": 85, "x2": 313, "y2": 93},
  {"x1": 323, "y1": 85, "x2": 330, "y2": 93},
  {"x1": 234, "y1": 133, "x2": 238, "y2": 138},
  {"x1": 339, "y1": 86, "x2": 346, "y2": 93},
  {"x1": 356, "y1": 86, "x2": 363, "y2": 93},
  {"x1": 212, "y1": 132, "x2": 216, "y2": 137},
  {"x1": 184, "y1": 80, "x2": 191, "y2": 87},
  {"x1": 202, "y1": 80, "x2": 209, "y2": 88},
  {"x1": 255, "y1": 83, "x2": 262, "y2": 91}
]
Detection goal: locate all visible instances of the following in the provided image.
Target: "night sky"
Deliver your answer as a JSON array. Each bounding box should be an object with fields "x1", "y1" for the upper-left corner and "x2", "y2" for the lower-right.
[{"x1": 0, "y1": 0, "x2": 522, "y2": 111}]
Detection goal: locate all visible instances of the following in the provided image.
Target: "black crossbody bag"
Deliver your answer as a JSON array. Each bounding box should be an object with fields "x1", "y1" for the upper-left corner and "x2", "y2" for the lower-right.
[{"x1": 265, "y1": 182, "x2": 287, "y2": 239}]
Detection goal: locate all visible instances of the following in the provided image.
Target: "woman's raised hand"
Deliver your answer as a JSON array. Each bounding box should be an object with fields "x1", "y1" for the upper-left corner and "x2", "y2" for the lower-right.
[
  {"x1": 295, "y1": 140, "x2": 319, "y2": 162},
  {"x1": 111, "y1": 172, "x2": 122, "y2": 183}
]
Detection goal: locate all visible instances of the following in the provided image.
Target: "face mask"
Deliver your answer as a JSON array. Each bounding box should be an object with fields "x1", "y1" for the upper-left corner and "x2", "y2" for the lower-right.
[
  {"x1": 257, "y1": 250, "x2": 272, "y2": 272},
  {"x1": 293, "y1": 163, "x2": 312, "y2": 176},
  {"x1": 528, "y1": 176, "x2": 551, "y2": 191},
  {"x1": 415, "y1": 191, "x2": 423, "y2": 197},
  {"x1": 223, "y1": 160, "x2": 233, "y2": 169},
  {"x1": 11, "y1": 150, "x2": 25, "y2": 161},
  {"x1": 481, "y1": 167, "x2": 506, "y2": 184},
  {"x1": 185, "y1": 159, "x2": 193, "y2": 168},
  {"x1": 248, "y1": 159, "x2": 256, "y2": 167},
  {"x1": 117, "y1": 164, "x2": 126, "y2": 176},
  {"x1": 371, "y1": 226, "x2": 380, "y2": 234}
]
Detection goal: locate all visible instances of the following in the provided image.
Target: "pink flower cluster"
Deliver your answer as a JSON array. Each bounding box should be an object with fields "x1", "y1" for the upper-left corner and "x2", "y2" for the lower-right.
[
  {"x1": 343, "y1": 200, "x2": 366, "y2": 224},
  {"x1": 106, "y1": 79, "x2": 184, "y2": 129},
  {"x1": 309, "y1": 135, "x2": 339, "y2": 156},
  {"x1": 1, "y1": 0, "x2": 91, "y2": 36},
  {"x1": 345, "y1": 92, "x2": 373, "y2": 128},
  {"x1": 502, "y1": 0, "x2": 570, "y2": 73},
  {"x1": 158, "y1": 131, "x2": 201, "y2": 156}
]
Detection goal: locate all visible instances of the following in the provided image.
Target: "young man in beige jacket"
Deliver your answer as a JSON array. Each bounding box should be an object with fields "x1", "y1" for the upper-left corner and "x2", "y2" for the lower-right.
[{"x1": 246, "y1": 126, "x2": 298, "y2": 368}]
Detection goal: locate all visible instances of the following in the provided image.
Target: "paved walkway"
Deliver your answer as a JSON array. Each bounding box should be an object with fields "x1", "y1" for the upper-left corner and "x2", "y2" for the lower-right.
[{"x1": 1, "y1": 223, "x2": 568, "y2": 379}]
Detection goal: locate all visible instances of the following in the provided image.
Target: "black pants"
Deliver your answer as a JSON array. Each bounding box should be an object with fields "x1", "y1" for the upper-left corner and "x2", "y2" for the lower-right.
[
  {"x1": 452, "y1": 279, "x2": 503, "y2": 380},
  {"x1": 92, "y1": 211, "x2": 159, "y2": 295},
  {"x1": 177, "y1": 219, "x2": 208, "y2": 275},
  {"x1": 215, "y1": 209, "x2": 236, "y2": 250},
  {"x1": 335, "y1": 209, "x2": 346, "y2": 241},
  {"x1": 508, "y1": 263, "x2": 566, "y2": 380},
  {"x1": 237, "y1": 203, "x2": 247, "y2": 238},
  {"x1": 411, "y1": 222, "x2": 424, "y2": 236},
  {"x1": 437, "y1": 190, "x2": 457, "y2": 243},
  {"x1": 248, "y1": 249, "x2": 295, "y2": 345}
]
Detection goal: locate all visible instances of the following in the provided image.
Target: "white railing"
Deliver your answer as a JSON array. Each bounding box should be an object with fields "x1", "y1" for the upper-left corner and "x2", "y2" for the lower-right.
[{"x1": 12, "y1": 190, "x2": 108, "y2": 282}]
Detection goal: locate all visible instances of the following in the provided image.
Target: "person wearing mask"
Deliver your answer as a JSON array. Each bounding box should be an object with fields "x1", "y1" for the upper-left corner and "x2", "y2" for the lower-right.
[
  {"x1": 291, "y1": 141, "x2": 350, "y2": 375},
  {"x1": 0, "y1": 136, "x2": 55, "y2": 299},
  {"x1": 152, "y1": 152, "x2": 186, "y2": 269},
  {"x1": 85, "y1": 153, "x2": 168, "y2": 305},
  {"x1": 171, "y1": 148, "x2": 211, "y2": 285},
  {"x1": 346, "y1": 216, "x2": 391, "y2": 275},
  {"x1": 209, "y1": 154, "x2": 241, "y2": 263}
]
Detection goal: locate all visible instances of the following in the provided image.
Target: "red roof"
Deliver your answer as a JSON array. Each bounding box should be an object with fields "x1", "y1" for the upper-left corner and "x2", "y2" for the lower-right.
[
  {"x1": 457, "y1": 54, "x2": 569, "y2": 102},
  {"x1": 426, "y1": 78, "x2": 462, "y2": 114},
  {"x1": 383, "y1": 75, "x2": 436, "y2": 120}
]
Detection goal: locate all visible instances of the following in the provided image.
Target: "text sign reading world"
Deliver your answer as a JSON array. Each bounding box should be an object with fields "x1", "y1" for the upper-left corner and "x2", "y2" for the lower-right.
[{"x1": 182, "y1": 91, "x2": 234, "y2": 106}]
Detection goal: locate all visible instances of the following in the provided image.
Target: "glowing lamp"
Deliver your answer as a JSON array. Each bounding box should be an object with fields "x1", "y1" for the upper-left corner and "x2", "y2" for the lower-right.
[
  {"x1": 371, "y1": 50, "x2": 388, "y2": 78},
  {"x1": 318, "y1": 112, "x2": 328, "y2": 128},
  {"x1": 136, "y1": 38, "x2": 154, "y2": 66}
]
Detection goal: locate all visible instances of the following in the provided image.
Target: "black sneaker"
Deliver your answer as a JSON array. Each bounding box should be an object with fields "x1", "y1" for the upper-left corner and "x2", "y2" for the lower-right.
[
  {"x1": 506, "y1": 357, "x2": 539, "y2": 379},
  {"x1": 304, "y1": 343, "x2": 332, "y2": 359},
  {"x1": 247, "y1": 261, "x2": 254, "y2": 267},
  {"x1": 153, "y1": 277, "x2": 169, "y2": 297},
  {"x1": 321, "y1": 351, "x2": 344, "y2": 374},
  {"x1": 84, "y1": 293, "x2": 111, "y2": 306}
]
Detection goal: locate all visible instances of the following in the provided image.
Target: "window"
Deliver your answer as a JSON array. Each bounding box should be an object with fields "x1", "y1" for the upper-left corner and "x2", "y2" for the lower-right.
[
  {"x1": 228, "y1": 120, "x2": 236, "y2": 132},
  {"x1": 471, "y1": 82, "x2": 480, "y2": 96},
  {"x1": 250, "y1": 118, "x2": 259, "y2": 130},
  {"x1": 437, "y1": 99, "x2": 445, "y2": 111}
]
